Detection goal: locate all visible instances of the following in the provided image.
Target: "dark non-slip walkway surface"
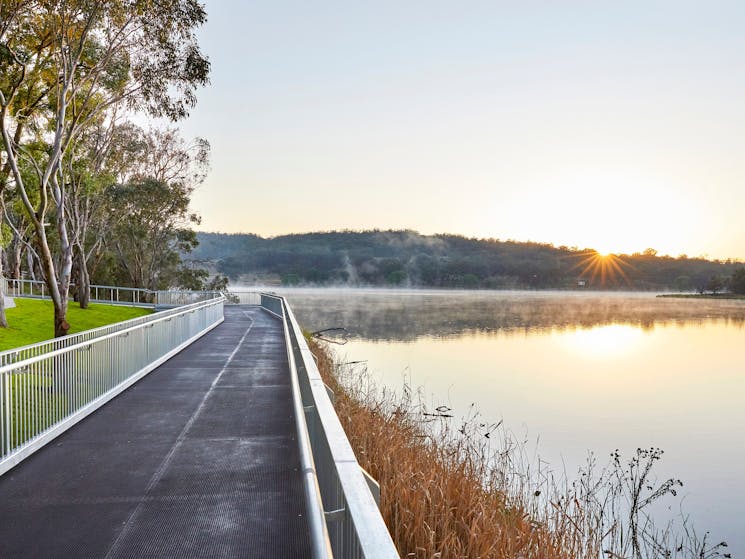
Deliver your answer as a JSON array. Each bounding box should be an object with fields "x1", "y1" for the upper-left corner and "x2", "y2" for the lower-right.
[{"x1": 0, "y1": 307, "x2": 312, "y2": 558}]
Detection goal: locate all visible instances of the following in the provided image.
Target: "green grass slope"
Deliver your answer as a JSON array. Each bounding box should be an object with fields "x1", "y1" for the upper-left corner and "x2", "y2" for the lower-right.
[{"x1": 0, "y1": 299, "x2": 153, "y2": 352}]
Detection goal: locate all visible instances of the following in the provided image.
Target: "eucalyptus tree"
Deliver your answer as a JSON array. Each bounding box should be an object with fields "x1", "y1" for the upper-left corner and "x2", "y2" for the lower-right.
[
  {"x1": 0, "y1": 0, "x2": 209, "y2": 336},
  {"x1": 105, "y1": 177, "x2": 202, "y2": 290},
  {"x1": 125, "y1": 127, "x2": 210, "y2": 187},
  {"x1": 96, "y1": 125, "x2": 210, "y2": 291},
  {"x1": 0, "y1": 222, "x2": 10, "y2": 328},
  {"x1": 62, "y1": 122, "x2": 211, "y2": 295},
  {"x1": 1, "y1": 190, "x2": 38, "y2": 280},
  {"x1": 64, "y1": 115, "x2": 140, "y2": 308},
  {"x1": 0, "y1": 1, "x2": 45, "y2": 326}
]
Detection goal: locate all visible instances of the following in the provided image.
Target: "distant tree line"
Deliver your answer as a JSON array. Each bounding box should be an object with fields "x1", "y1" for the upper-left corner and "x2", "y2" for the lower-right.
[
  {"x1": 191, "y1": 230, "x2": 744, "y2": 292},
  {"x1": 725, "y1": 268, "x2": 745, "y2": 294}
]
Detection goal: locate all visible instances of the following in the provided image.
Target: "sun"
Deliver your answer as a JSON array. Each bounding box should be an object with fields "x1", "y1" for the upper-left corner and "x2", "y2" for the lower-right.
[
  {"x1": 591, "y1": 242, "x2": 617, "y2": 258},
  {"x1": 569, "y1": 250, "x2": 634, "y2": 287}
]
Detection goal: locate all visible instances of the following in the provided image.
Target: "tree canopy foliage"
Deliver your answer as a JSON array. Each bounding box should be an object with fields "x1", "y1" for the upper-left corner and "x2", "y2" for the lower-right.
[
  {"x1": 0, "y1": 0, "x2": 211, "y2": 335},
  {"x1": 730, "y1": 267, "x2": 745, "y2": 295}
]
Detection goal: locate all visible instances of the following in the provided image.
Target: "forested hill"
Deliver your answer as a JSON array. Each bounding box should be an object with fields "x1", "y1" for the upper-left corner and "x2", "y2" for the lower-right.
[{"x1": 190, "y1": 230, "x2": 742, "y2": 291}]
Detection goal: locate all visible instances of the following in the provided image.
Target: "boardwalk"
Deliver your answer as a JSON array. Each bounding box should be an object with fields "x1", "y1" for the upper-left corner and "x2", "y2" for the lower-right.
[{"x1": 0, "y1": 306, "x2": 312, "y2": 558}]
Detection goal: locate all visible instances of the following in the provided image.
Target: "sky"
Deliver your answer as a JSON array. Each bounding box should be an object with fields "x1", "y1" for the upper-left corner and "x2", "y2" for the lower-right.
[{"x1": 178, "y1": 1, "x2": 745, "y2": 260}]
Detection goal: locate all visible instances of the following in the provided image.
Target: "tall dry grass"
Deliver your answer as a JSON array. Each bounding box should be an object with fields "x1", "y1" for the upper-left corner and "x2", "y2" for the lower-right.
[{"x1": 309, "y1": 339, "x2": 731, "y2": 559}]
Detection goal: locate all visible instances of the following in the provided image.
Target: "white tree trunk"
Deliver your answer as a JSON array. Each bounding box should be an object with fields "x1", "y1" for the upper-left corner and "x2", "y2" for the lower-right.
[{"x1": 0, "y1": 248, "x2": 8, "y2": 328}]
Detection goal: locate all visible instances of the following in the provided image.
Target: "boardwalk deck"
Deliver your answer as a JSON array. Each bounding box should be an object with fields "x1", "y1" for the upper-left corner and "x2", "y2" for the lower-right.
[{"x1": 0, "y1": 306, "x2": 312, "y2": 558}]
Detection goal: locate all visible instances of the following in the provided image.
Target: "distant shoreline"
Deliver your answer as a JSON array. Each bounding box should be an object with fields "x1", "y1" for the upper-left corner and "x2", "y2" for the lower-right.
[{"x1": 657, "y1": 293, "x2": 745, "y2": 299}]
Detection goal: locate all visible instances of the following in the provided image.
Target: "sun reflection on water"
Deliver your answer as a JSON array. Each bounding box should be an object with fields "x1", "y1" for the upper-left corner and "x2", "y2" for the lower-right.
[{"x1": 560, "y1": 323, "x2": 648, "y2": 359}]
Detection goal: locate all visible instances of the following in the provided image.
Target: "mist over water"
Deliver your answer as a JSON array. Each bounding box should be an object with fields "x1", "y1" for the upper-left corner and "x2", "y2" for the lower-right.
[
  {"x1": 262, "y1": 287, "x2": 745, "y2": 340},
  {"x1": 267, "y1": 288, "x2": 745, "y2": 555}
]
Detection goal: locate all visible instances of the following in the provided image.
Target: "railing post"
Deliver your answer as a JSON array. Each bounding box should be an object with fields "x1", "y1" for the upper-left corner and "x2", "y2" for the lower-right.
[{"x1": 3, "y1": 374, "x2": 10, "y2": 456}]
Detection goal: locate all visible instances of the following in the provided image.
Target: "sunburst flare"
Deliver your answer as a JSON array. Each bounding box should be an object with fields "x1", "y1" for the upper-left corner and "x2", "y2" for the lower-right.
[{"x1": 570, "y1": 251, "x2": 635, "y2": 287}]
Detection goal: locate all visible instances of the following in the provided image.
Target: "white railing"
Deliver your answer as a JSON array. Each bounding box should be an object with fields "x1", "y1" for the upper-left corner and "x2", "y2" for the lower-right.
[
  {"x1": 154, "y1": 290, "x2": 223, "y2": 307},
  {"x1": 261, "y1": 293, "x2": 398, "y2": 559},
  {"x1": 89, "y1": 283, "x2": 151, "y2": 305},
  {"x1": 4, "y1": 278, "x2": 154, "y2": 306},
  {"x1": 0, "y1": 296, "x2": 225, "y2": 475},
  {"x1": 2, "y1": 278, "x2": 227, "y2": 309},
  {"x1": 222, "y1": 291, "x2": 263, "y2": 306}
]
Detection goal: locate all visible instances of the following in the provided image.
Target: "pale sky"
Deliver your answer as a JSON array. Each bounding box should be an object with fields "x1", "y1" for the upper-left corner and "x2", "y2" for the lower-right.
[{"x1": 179, "y1": 1, "x2": 745, "y2": 260}]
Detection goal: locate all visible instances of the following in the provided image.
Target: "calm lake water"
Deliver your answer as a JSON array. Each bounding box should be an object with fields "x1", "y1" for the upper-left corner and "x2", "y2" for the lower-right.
[{"x1": 275, "y1": 288, "x2": 745, "y2": 555}]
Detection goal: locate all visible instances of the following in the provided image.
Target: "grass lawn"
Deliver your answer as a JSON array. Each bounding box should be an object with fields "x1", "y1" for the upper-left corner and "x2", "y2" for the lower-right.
[{"x1": 0, "y1": 298, "x2": 153, "y2": 352}]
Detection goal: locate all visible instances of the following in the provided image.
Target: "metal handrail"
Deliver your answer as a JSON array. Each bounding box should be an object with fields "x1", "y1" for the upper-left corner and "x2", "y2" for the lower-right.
[
  {"x1": 0, "y1": 296, "x2": 225, "y2": 475},
  {"x1": 279, "y1": 297, "x2": 334, "y2": 559},
  {"x1": 154, "y1": 290, "x2": 223, "y2": 307},
  {"x1": 260, "y1": 293, "x2": 399, "y2": 559},
  {"x1": 3, "y1": 278, "x2": 221, "y2": 308},
  {"x1": 4, "y1": 278, "x2": 153, "y2": 306}
]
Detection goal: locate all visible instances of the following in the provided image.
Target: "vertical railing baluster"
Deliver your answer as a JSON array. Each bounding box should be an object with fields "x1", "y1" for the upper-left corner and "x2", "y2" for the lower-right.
[{"x1": 3, "y1": 374, "x2": 9, "y2": 456}]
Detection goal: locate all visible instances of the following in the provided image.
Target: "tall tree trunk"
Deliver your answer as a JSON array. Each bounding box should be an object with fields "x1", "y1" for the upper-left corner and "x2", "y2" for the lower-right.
[
  {"x1": 0, "y1": 248, "x2": 8, "y2": 329},
  {"x1": 49, "y1": 175, "x2": 73, "y2": 336},
  {"x1": 76, "y1": 246, "x2": 91, "y2": 309},
  {"x1": 1, "y1": 183, "x2": 12, "y2": 329},
  {"x1": 11, "y1": 234, "x2": 22, "y2": 279},
  {"x1": 0, "y1": 290, "x2": 6, "y2": 328},
  {"x1": 35, "y1": 226, "x2": 69, "y2": 337},
  {"x1": 26, "y1": 249, "x2": 36, "y2": 281},
  {"x1": 53, "y1": 301, "x2": 69, "y2": 338}
]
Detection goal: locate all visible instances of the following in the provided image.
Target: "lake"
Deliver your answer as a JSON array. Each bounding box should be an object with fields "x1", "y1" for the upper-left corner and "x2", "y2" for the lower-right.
[{"x1": 274, "y1": 288, "x2": 745, "y2": 555}]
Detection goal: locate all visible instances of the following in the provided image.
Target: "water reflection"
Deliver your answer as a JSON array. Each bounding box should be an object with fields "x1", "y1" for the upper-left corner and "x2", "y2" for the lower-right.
[
  {"x1": 561, "y1": 324, "x2": 648, "y2": 359},
  {"x1": 279, "y1": 288, "x2": 745, "y2": 341}
]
